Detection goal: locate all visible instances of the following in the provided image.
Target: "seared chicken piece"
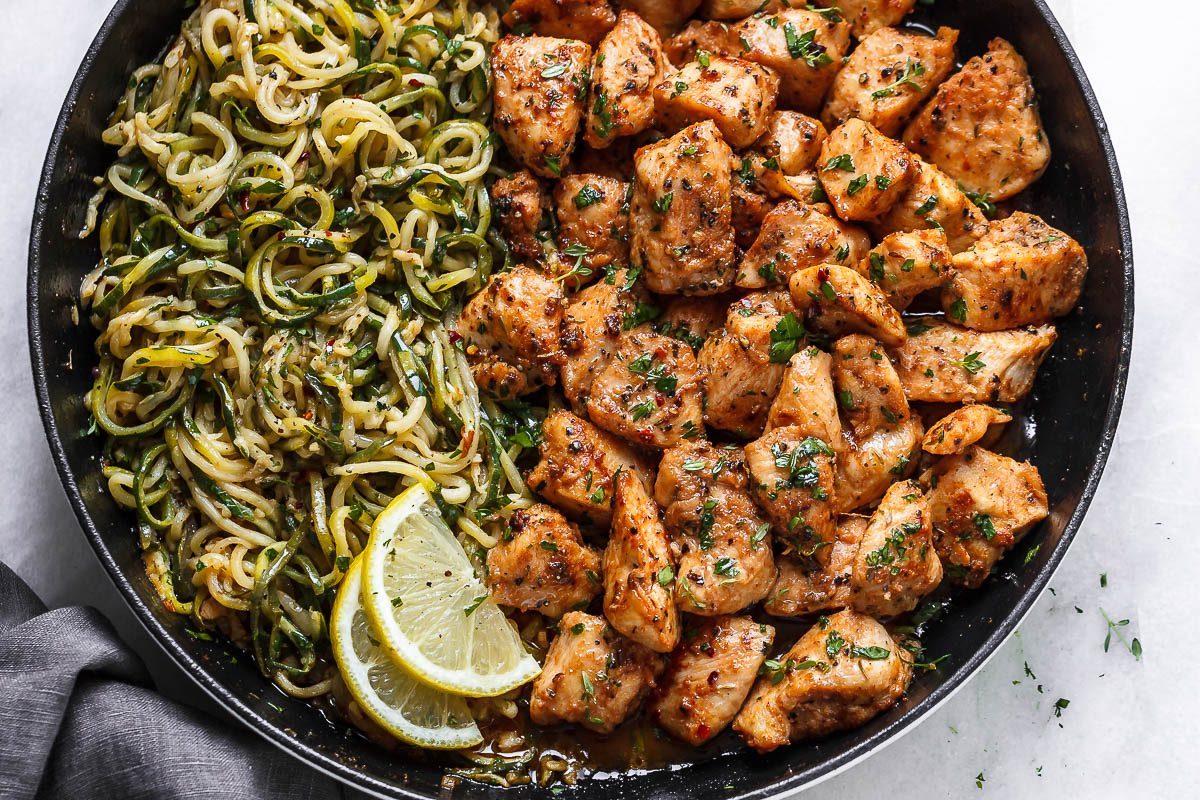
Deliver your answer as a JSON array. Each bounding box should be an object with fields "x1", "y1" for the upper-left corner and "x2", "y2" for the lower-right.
[
  {"x1": 605, "y1": 471, "x2": 681, "y2": 652},
  {"x1": 744, "y1": 425, "x2": 838, "y2": 561},
  {"x1": 764, "y1": 516, "x2": 865, "y2": 616},
  {"x1": 849, "y1": 480, "x2": 941, "y2": 616},
  {"x1": 789, "y1": 265, "x2": 907, "y2": 347},
  {"x1": 665, "y1": 20, "x2": 739, "y2": 65},
  {"x1": 504, "y1": 0, "x2": 617, "y2": 46},
  {"x1": 553, "y1": 174, "x2": 631, "y2": 283},
  {"x1": 731, "y1": 180, "x2": 776, "y2": 248},
  {"x1": 870, "y1": 154, "x2": 988, "y2": 253},
  {"x1": 698, "y1": 291, "x2": 793, "y2": 437},
  {"x1": 818, "y1": 119, "x2": 915, "y2": 222},
  {"x1": 654, "y1": 57, "x2": 780, "y2": 148},
  {"x1": 823, "y1": 26, "x2": 959, "y2": 137},
  {"x1": 587, "y1": 11, "x2": 669, "y2": 148},
  {"x1": 766, "y1": 347, "x2": 844, "y2": 445},
  {"x1": 904, "y1": 38, "x2": 1051, "y2": 201},
  {"x1": 891, "y1": 320, "x2": 1057, "y2": 404},
  {"x1": 833, "y1": 415, "x2": 922, "y2": 512},
  {"x1": 738, "y1": 201, "x2": 870, "y2": 290},
  {"x1": 586, "y1": 330, "x2": 706, "y2": 449},
  {"x1": 530, "y1": 612, "x2": 661, "y2": 733},
  {"x1": 756, "y1": 111, "x2": 828, "y2": 175},
  {"x1": 925, "y1": 446, "x2": 1048, "y2": 588},
  {"x1": 733, "y1": 9, "x2": 852, "y2": 112},
  {"x1": 921, "y1": 404, "x2": 1011, "y2": 456},
  {"x1": 656, "y1": 442, "x2": 775, "y2": 615},
  {"x1": 492, "y1": 36, "x2": 592, "y2": 178},
  {"x1": 560, "y1": 270, "x2": 653, "y2": 408},
  {"x1": 811, "y1": 0, "x2": 917, "y2": 38},
  {"x1": 631, "y1": 121, "x2": 736, "y2": 295},
  {"x1": 528, "y1": 409, "x2": 655, "y2": 525},
  {"x1": 830, "y1": 334, "x2": 911, "y2": 440},
  {"x1": 853, "y1": 229, "x2": 952, "y2": 310},
  {"x1": 944, "y1": 212, "x2": 1088, "y2": 331},
  {"x1": 656, "y1": 295, "x2": 731, "y2": 352},
  {"x1": 459, "y1": 266, "x2": 566, "y2": 398},
  {"x1": 486, "y1": 504, "x2": 602, "y2": 617},
  {"x1": 492, "y1": 170, "x2": 546, "y2": 262},
  {"x1": 652, "y1": 616, "x2": 775, "y2": 744},
  {"x1": 734, "y1": 609, "x2": 913, "y2": 751},
  {"x1": 619, "y1": 0, "x2": 702, "y2": 36}
]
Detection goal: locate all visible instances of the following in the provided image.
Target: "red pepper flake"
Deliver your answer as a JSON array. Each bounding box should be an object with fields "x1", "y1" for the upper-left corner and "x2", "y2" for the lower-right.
[
  {"x1": 816, "y1": 266, "x2": 830, "y2": 283},
  {"x1": 302, "y1": 409, "x2": 314, "y2": 421},
  {"x1": 696, "y1": 723, "x2": 711, "y2": 740},
  {"x1": 448, "y1": 330, "x2": 463, "y2": 345},
  {"x1": 409, "y1": 78, "x2": 423, "y2": 87},
  {"x1": 637, "y1": 428, "x2": 654, "y2": 443}
]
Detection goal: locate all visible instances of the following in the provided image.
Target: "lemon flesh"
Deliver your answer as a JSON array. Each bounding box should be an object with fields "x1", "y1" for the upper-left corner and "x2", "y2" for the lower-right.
[{"x1": 331, "y1": 557, "x2": 482, "y2": 749}]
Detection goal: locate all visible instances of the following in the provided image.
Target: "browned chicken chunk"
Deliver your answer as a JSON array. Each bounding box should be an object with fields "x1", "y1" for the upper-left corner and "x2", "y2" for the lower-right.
[
  {"x1": 756, "y1": 111, "x2": 828, "y2": 175},
  {"x1": 492, "y1": 170, "x2": 546, "y2": 262},
  {"x1": 789, "y1": 265, "x2": 907, "y2": 347},
  {"x1": 812, "y1": 0, "x2": 917, "y2": 38},
  {"x1": 823, "y1": 26, "x2": 959, "y2": 137},
  {"x1": 926, "y1": 446, "x2": 1048, "y2": 588},
  {"x1": 849, "y1": 480, "x2": 941, "y2": 616},
  {"x1": 619, "y1": 0, "x2": 702, "y2": 36},
  {"x1": 830, "y1": 333, "x2": 911, "y2": 440},
  {"x1": 528, "y1": 409, "x2": 655, "y2": 525},
  {"x1": 458, "y1": 266, "x2": 566, "y2": 398},
  {"x1": 764, "y1": 516, "x2": 865, "y2": 616},
  {"x1": 553, "y1": 174, "x2": 631, "y2": 283},
  {"x1": 765, "y1": 346, "x2": 844, "y2": 445},
  {"x1": 733, "y1": 9, "x2": 852, "y2": 112},
  {"x1": 504, "y1": 0, "x2": 617, "y2": 46},
  {"x1": 530, "y1": 612, "x2": 661, "y2": 733},
  {"x1": 587, "y1": 11, "x2": 669, "y2": 148},
  {"x1": 656, "y1": 442, "x2": 775, "y2": 615},
  {"x1": 605, "y1": 471, "x2": 681, "y2": 652},
  {"x1": 869, "y1": 154, "x2": 988, "y2": 253},
  {"x1": 734, "y1": 609, "x2": 912, "y2": 751},
  {"x1": 656, "y1": 295, "x2": 731, "y2": 352},
  {"x1": 738, "y1": 201, "x2": 870, "y2": 290},
  {"x1": 665, "y1": 20, "x2": 739, "y2": 65},
  {"x1": 921, "y1": 404, "x2": 1011, "y2": 455},
  {"x1": 586, "y1": 330, "x2": 706, "y2": 449},
  {"x1": 699, "y1": 291, "x2": 793, "y2": 437},
  {"x1": 652, "y1": 616, "x2": 775, "y2": 744},
  {"x1": 730, "y1": 180, "x2": 776, "y2": 249},
  {"x1": 486, "y1": 504, "x2": 602, "y2": 617},
  {"x1": 560, "y1": 270, "x2": 653, "y2": 408},
  {"x1": 833, "y1": 415, "x2": 922, "y2": 512},
  {"x1": 890, "y1": 320, "x2": 1057, "y2": 403},
  {"x1": 654, "y1": 57, "x2": 780, "y2": 148},
  {"x1": 944, "y1": 212, "x2": 1088, "y2": 331},
  {"x1": 818, "y1": 119, "x2": 915, "y2": 222},
  {"x1": 852, "y1": 229, "x2": 952, "y2": 310},
  {"x1": 492, "y1": 36, "x2": 592, "y2": 178},
  {"x1": 631, "y1": 121, "x2": 736, "y2": 295},
  {"x1": 744, "y1": 425, "x2": 838, "y2": 561},
  {"x1": 904, "y1": 38, "x2": 1051, "y2": 201}
]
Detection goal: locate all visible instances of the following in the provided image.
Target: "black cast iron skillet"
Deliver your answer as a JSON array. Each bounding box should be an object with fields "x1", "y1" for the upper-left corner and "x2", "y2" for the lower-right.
[{"x1": 28, "y1": 1, "x2": 1133, "y2": 797}]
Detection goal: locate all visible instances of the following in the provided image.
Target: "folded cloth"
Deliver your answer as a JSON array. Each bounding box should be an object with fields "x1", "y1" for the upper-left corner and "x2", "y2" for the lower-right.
[{"x1": 0, "y1": 562, "x2": 344, "y2": 800}]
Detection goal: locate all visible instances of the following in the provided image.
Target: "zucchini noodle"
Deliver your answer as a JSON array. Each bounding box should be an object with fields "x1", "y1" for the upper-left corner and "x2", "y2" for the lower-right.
[{"x1": 80, "y1": 0, "x2": 533, "y2": 702}]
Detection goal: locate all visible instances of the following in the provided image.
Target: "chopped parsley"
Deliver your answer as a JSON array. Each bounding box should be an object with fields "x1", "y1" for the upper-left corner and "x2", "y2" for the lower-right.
[
  {"x1": 783, "y1": 23, "x2": 832, "y2": 67},
  {"x1": 574, "y1": 184, "x2": 604, "y2": 209},
  {"x1": 768, "y1": 312, "x2": 806, "y2": 363}
]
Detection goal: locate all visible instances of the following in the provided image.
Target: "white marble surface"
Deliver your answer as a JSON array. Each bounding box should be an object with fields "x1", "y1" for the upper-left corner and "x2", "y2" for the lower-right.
[{"x1": 2, "y1": 1, "x2": 1196, "y2": 796}]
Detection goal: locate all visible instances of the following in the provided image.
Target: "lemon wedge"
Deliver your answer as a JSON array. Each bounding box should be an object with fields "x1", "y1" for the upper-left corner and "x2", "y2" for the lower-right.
[
  {"x1": 331, "y1": 557, "x2": 482, "y2": 748},
  {"x1": 361, "y1": 485, "x2": 540, "y2": 697}
]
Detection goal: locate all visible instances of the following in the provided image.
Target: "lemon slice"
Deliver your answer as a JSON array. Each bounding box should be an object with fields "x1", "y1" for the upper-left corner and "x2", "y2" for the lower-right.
[
  {"x1": 361, "y1": 485, "x2": 540, "y2": 697},
  {"x1": 331, "y1": 557, "x2": 482, "y2": 749}
]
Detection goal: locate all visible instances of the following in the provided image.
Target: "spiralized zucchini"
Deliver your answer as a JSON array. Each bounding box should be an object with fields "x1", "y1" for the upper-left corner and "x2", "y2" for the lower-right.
[{"x1": 80, "y1": 0, "x2": 533, "y2": 699}]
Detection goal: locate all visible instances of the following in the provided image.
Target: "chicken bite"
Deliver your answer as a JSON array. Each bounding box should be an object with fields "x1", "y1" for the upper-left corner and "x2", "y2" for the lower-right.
[
  {"x1": 530, "y1": 612, "x2": 661, "y2": 733},
  {"x1": 560, "y1": 270, "x2": 654, "y2": 408},
  {"x1": 734, "y1": 609, "x2": 912, "y2": 751},
  {"x1": 738, "y1": 201, "x2": 870, "y2": 290},
  {"x1": 698, "y1": 291, "x2": 794, "y2": 437},
  {"x1": 585, "y1": 330, "x2": 706, "y2": 449},
  {"x1": 553, "y1": 174, "x2": 631, "y2": 284},
  {"x1": 756, "y1": 111, "x2": 828, "y2": 175},
  {"x1": 921, "y1": 404, "x2": 1011, "y2": 455},
  {"x1": 492, "y1": 36, "x2": 592, "y2": 179},
  {"x1": 944, "y1": 212, "x2": 1088, "y2": 331},
  {"x1": 904, "y1": 38, "x2": 1051, "y2": 201},
  {"x1": 492, "y1": 170, "x2": 546, "y2": 263},
  {"x1": 486, "y1": 504, "x2": 602, "y2": 618},
  {"x1": 655, "y1": 295, "x2": 731, "y2": 352},
  {"x1": 853, "y1": 229, "x2": 952, "y2": 310},
  {"x1": 604, "y1": 470, "x2": 681, "y2": 652},
  {"x1": 830, "y1": 333, "x2": 911, "y2": 440},
  {"x1": 665, "y1": 20, "x2": 739, "y2": 65},
  {"x1": 631, "y1": 121, "x2": 736, "y2": 295},
  {"x1": 744, "y1": 425, "x2": 838, "y2": 561},
  {"x1": 890, "y1": 320, "x2": 1057, "y2": 404},
  {"x1": 869, "y1": 154, "x2": 988, "y2": 253},
  {"x1": 789, "y1": 265, "x2": 907, "y2": 347},
  {"x1": 587, "y1": 11, "x2": 669, "y2": 148},
  {"x1": 765, "y1": 346, "x2": 844, "y2": 444},
  {"x1": 811, "y1": 0, "x2": 917, "y2": 38},
  {"x1": 654, "y1": 56, "x2": 780, "y2": 148},
  {"x1": 619, "y1": 0, "x2": 703, "y2": 37},
  {"x1": 849, "y1": 480, "x2": 941, "y2": 616},
  {"x1": 458, "y1": 266, "x2": 566, "y2": 398},
  {"x1": 504, "y1": 0, "x2": 617, "y2": 46},
  {"x1": 656, "y1": 442, "x2": 775, "y2": 615},
  {"x1": 833, "y1": 415, "x2": 923, "y2": 512},
  {"x1": 528, "y1": 409, "x2": 655, "y2": 525},
  {"x1": 926, "y1": 446, "x2": 1048, "y2": 588},
  {"x1": 823, "y1": 26, "x2": 959, "y2": 137},
  {"x1": 764, "y1": 516, "x2": 865, "y2": 617},
  {"x1": 733, "y1": 9, "x2": 852, "y2": 112},
  {"x1": 651, "y1": 616, "x2": 775, "y2": 745},
  {"x1": 818, "y1": 118, "x2": 915, "y2": 222}
]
